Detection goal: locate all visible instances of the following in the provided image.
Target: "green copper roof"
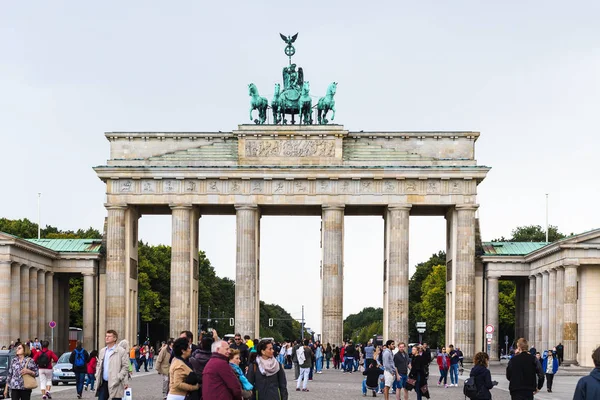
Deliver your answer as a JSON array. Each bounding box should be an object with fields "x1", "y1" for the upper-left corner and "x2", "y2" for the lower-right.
[
  {"x1": 482, "y1": 242, "x2": 548, "y2": 256},
  {"x1": 25, "y1": 238, "x2": 102, "y2": 253}
]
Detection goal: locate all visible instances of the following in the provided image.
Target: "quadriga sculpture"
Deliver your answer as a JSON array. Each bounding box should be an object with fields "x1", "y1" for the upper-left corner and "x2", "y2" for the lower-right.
[
  {"x1": 317, "y1": 82, "x2": 337, "y2": 125},
  {"x1": 248, "y1": 83, "x2": 268, "y2": 125}
]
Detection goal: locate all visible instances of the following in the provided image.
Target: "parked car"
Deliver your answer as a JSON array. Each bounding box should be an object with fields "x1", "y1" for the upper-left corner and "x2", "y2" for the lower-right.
[
  {"x1": 0, "y1": 350, "x2": 15, "y2": 399},
  {"x1": 52, "y1": 352, "x2": 76, "y2": 386}
]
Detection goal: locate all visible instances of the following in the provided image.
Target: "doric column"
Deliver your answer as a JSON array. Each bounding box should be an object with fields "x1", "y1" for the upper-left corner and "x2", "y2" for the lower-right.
[
  {"x1": 487, "y1": 276, "x2": 499, "y2": 360},
  {"x1": 523, "y1": 280, "x2": 529, "y2": 340},
  {"x1": 541, "y1": 270, "x2": 549, "y2": 351},
  {"x1": 10, "y1": 263, "x2": 21, "y2": 341},
  {"x1": 548, "y1": 269, "x2": 557, "y2": 348},
  {"x1": 37, "y1": 270, "x2": 46, "y2": 340},
  {"x1": 514, "y1": 281, "x2": 523, "y2": 339},
  {"x1": 535, "y1": 273, "x2": 542, "y2": 348},
  {"x1": 235, "y1": 204, "x2": 260, "y2": 339},
  {"x1": 563, "y1": 264, "x2": 578, "y2": 364},
  {"x1": 29, "y1": 268, "x2": 38, "y2": 340},
  {"x1": 454, "y1": 204, "x2": 478, "y2": 360},
  {"x1": 62, "y1": 276, "x2": 70, "y2": 353},
  {"x1": 45, "y1": 272, "x2": 54, "y2": 340},
  {"x1": 528, "y1": 276, "x2": 536, "y2": 345},
  {"x1": 170, "y1": 205, "x2": 193, "y2": 338},
  {"x1": 82, "y1": 272, "x2": 95, "y2": 350},
  {"x1": 383, "y1": 204, "x2": 411, "y2": 343},
  {"x1": 321, "y1": 205, "x2": 344, "y2": 346},
  {"x1": 0, "y1": 261, "x2": 11, "y2": 346},
  {"x1": 53, "y1": 275, "x2": 60, "y2": 351},
  {"x1": 20, "y1": 265, "x2": 30, "y2": 341},
  {"x1": 105, "y1": 204, "x2": 127, "y2": 334},
  {"x1": 555, "y1": 267, "x2": 564, "y2": 345}
]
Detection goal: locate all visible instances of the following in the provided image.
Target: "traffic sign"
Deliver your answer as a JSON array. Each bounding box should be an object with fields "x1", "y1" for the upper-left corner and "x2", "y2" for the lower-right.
[
  {"x1": 416, "y1": 322, "x2": 426, "y2": 328},
  {"x1": 485, "y1": 324, "x2": 494, "y2": 334},
  {"x1": 486, "y1": 333, "x2": 493, "y2": 339},
  {"x1": 49, "y1": 320, "x2": 56, "y2": 329},
  {"x1": 417, "y1": 328, "x2": 426, "y2": 333},
  {"x1": 487, "y1": 338, "x2": 492, "y2": 344}
]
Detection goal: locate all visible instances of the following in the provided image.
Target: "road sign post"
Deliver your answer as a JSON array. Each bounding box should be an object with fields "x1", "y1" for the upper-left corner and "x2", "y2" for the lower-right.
[{"x1": 49, "y1": 320, "x2": 56, "y2": 350}]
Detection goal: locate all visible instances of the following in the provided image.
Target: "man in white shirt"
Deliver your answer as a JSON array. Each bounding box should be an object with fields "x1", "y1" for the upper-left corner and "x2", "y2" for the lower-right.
[{"x1": 95, "y1": 330, "x2": 130, "y2": 400}]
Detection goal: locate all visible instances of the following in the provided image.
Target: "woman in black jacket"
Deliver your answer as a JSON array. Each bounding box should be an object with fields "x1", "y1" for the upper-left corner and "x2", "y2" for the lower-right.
[
  {"x1": 470, "y1": 352, "x2": 498, "y2": 399},
  {"x1": 409, "y1": 345, "x2": 429, "y2": 400},
  {"x1": 246, "y1": 340, "x2": 288, "y2": 400}
]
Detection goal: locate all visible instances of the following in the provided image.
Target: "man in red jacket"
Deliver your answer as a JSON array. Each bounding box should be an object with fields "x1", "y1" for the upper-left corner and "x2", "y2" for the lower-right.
[
  {"x1": 33, "y1": 340, "x2": 59, "y2": 400},
  {"x1": 202, "y1": 340, "x2": 242, "y2": 400}
]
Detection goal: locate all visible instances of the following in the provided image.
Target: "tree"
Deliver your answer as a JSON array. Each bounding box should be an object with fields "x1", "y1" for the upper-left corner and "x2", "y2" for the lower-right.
[
  {"x1": 343, "y1": 307, "x2": 383, "y2": 342},
  {"x1": 0, "y1": 217, "x2": 101, "y2": 239},
  {"x1": 492, "y1": 225, "x2": 567, "y2": 243},
  {"x1": 498, "y1": 280, "x2": 516, "y2": 346},
  {"x1": 419, "y1": 265, "x2": 446, "y2": 347}
]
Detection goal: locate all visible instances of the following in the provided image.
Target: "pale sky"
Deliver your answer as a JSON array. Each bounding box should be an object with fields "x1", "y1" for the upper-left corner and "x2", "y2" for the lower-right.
[{"x1": 1, "y1": 1, "x2": 599, "y2": 335}]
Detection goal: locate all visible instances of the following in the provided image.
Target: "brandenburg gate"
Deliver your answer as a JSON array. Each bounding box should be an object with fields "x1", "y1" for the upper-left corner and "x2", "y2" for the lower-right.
[{"x1": 94, "y1": 124, "x2": 489, "y2": 358}]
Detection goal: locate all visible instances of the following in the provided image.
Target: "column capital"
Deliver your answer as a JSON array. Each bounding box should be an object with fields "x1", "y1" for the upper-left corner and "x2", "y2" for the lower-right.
[
  {"x1": 81, "y1": 271, "x2": 95, "y2": 277},
  {"x1": 455, "y1": 203, "x2": 480, "y2": 211},
  {"x1": 563, "y1": 259, "x2": 580, "y2": 268},
  {"x1": 170, "y1": 204, "x2": 193, "y2": 210},
  {"x1": 529, "y1": 275, "x2": 537, "y2": 281},
  {"x1": 487, "y1": 275, "x2": 500, "y2": 281},
  {"x1": 104, "y1": 203, "x2": 128, "y2": 210},
  {"x1": 234, "y1": 204, "x2": 259, "y2": 211},
  {"x1": 388, "y1": 203, "x2": 412, "y2": 211},
  {"x1": 45, "y1": 271, "x2": 54, "y2": 277},
  {"x1": 322, "y1": 204, "x2": 345, "y2": 211},
  {"x1": 0, "y1": 260, "x2": 12, "y2": 265},
  {"x1": 542, "y1": 270, "x2": 550, "y2": 275}
]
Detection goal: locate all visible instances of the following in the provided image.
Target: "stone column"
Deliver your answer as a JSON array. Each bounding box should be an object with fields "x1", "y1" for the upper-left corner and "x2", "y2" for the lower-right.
[
  {"x1": 514, "y1": 281, "x2": 523, "y2": 339},
  {"x1": 105, "y1": 205, "x2": 127, "y2": 334},
  {"x1": 10, "y1": 263, "x2": 21, "y2": 341},
  {"x1": 555, "y1": 267, "x2": 564, "y2": 345},
  {"x1": 548, "y1": 269, "x2": 557, "y2": 348},
  {"x1": 541, "y1": 270, "x2": 549, "y2": 351},
  {"x1": 83, "y1": 272, "x2": 95, "y2": 350},
  {"x1": 53, "y1": 275, "x2": 60, "y2": 351},
  {"x1": 321, "y1": 205, "x2": 344, "y2": 346},
  {"x1": 535, "y1": 273, "x2": 542, "y2": 348},
  {"x1": 29, "y1": 268, "x2": 38, "y2": 340},
  {"x1": 563, "y1": 264, "x2": 578, "y2": 364},
  {"x1": 487, "y1": 276, "x2": 499, "y2": 360},
  {"x1": 170, "y1": 205, "x2": 193, "y2": 338},
  {"x1": 383, "y1": 204, "x2": 411, "y2": 343},
  {"x1": 235, "y1": 205, "x2": 260, "y2": 339},
  {"x1": 0, "y1": 261, "x2": 11, "y2": 346},
  {"x1": 528, "y1": 276, "x2": 536, "y2": 346},
  {"x1": 523, "y1": 279, "x2": 529, "y2": 340},
  {"x1": 45, "y1": 272, "x2": 54, "y2": 340},
  {"x1": 37, "y1": 270, "x2": 46, "y2": 340},
  {"x1": 454, "y1": 204, "x2": 478, "y2": 360},
  {"x1": 20, "y1": 265, "x2": 30, "y2": 341},
  {"x1": 62, "y1": 276, "x2": 70, "y2": 352}
]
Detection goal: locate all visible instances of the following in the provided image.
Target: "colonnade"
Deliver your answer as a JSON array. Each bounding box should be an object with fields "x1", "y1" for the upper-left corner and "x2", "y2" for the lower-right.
[
  {"x1": 0, "y1": 261, "x2": 94, "y2": 353},
  {"x1": 487, "y1": 263, "x2": 578, "y2": 364}
]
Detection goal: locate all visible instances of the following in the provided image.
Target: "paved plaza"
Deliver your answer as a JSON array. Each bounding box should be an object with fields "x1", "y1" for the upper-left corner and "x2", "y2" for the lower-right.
[{"x1": 28, "y1": 363, "x2": 588, "y2": 399}]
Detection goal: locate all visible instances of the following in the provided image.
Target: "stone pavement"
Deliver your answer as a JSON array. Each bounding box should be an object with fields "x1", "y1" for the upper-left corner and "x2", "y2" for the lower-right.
[{"x1": 28, "y1": 365, "x2": 586, "y2": 399}]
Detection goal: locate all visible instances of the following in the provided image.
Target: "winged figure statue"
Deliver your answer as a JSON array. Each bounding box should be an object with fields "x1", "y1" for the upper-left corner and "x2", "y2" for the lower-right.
[{"x1": 279, "y1": 33, "x2": 298, "y2": 46}]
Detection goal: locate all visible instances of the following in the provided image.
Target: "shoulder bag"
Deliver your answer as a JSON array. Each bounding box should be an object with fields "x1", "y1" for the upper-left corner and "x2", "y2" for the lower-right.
[{"x1": 22, "y1": 358, "x2": 38, "y2": 389}]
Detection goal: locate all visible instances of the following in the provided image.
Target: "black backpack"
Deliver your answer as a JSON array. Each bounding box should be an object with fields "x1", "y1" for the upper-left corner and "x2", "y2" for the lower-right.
[
  {"x1": 463, "y1": 376, "x2": 479, "y2": 399},
  {"x1": 37, "y1": 350, "x2": 50, "y2": 368}
]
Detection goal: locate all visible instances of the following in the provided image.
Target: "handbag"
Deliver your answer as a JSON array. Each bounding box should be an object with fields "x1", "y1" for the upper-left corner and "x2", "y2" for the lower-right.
[
  {"x1": 22, "y1": 358, "x2": 37, "y2": 390},
  {"x1": 404, "y1": 377, "x2": 416, "y2": 391}
]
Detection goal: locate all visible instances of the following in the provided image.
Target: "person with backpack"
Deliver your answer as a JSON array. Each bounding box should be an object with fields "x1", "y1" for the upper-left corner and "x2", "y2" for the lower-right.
[
  {"x1": 69, "y1": 341, "x2": 90, "y2": 399},
  {"x1": 464, "y1": 352, "x2": 497, "y2": 399},
  {"x1": 294, "y1": 339, "x2": 313, "y2": 392},
  {"x1": 33, "y1": 339, "x2": 58, "y2": 400}
]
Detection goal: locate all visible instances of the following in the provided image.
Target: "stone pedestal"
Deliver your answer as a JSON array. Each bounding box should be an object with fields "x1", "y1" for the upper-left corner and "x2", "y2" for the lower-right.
[
  {"x1": 542, "y1": 271, "x2": 549, "y2": 352},
  {"x1": 528, "y1": 276, "x2": 536, "y2": 345},
  {"x1": 555, "y1": 267, "x2": 564, "y2": 346},
  {"x1": 548, "y1": 269, "x2": 557, "y2": 348},
  {"x1": 454, "y1": 204, "x2": 478, "y2": 359},
  {"x1": 535, "y1": 274, "x2": 542, "y2": 348},
  {"x1": 235, "y1": 205, "x2": 260, "y2": 339},
  {"x1": 83, "y1": 272, "x2": 95, "y2": 350},
  {"x1": 105, "y1": 205, "x2": 127, "y2": 333},
  {"x1": 37, "y1": 270, "x2": 46, "y2": 341},
  {"x1": 487, "y1": 276, "x2": 499, "y2": 360},
  {"x1": 321, "y1": 205, "x2": 344, "y2": 346},
  {"x1": 563, "y1": 264, "x2": 578, "y2": 364},
  {"x1": 383, "y1": 204, "x2": 411, "y2": 343},
  {"x1": 0, "y1": 261, "x2": 11, "y2": 346},
  {"x1": 20, "y1": 266, "x2": 30, "y2": 341}
]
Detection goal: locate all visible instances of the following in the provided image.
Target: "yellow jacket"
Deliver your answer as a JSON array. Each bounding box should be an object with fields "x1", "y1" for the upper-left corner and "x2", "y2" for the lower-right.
[{"x1": 169, "y1": 357, "x2": 199, "y2": 396}]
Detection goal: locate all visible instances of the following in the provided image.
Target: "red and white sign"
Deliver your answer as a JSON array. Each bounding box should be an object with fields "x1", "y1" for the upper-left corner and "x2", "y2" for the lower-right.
[{"x1": 485, "y1": 324, "x2": 494, "y2": 334}]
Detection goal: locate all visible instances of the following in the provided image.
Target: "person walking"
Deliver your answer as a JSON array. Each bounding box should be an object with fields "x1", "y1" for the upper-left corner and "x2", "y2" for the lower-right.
[
  {"x1": 294, "y1": 339, "x2": 313, "y2": 392},
  {"x1": 33, "y1": 339, "x2": 58, "y2": 400},
  {"x1": 95, "y1": 330, "x2": 131, "y2": 400},
  {"x1": 333, "y1": 345, "x2": 340, "y2": 369},
  {"x1": 148, "y1": 346, "x2": 155, "y2": 369},
  {"x1": 84, "y1": 350, "x2": 98, "y2": 392},
  {"x1": 168, "y1": 338, "x2": 200, "y2": 400},
  {"x1": 382, "y1": 340, "x2": 396, "y2": 400},
  {"x1": 556, "y1": 343, "x2": 564, "y2": 365},
  {"x1": 393, "y1": 342, "x2": 409, "y2": 400},
  {"x1": 436, "y1": 346, "x2": 450, "y2": 388},
  {"x1": 69, "y1": 340, "x2": 90, "y2": 399},
  {"x1": 448, "y1": 344, "x2": 460, "y2": 387},
  {"x1": 315, "y1": 342, "x2": 323, "y2": 374},
  {"x1": 325, "y1": 343, "x2": 332, "y2": 369},
  {"x1": 506, "y1": 338, "x2": 544, "y2": 400},
  {"x1": 573, "y1": 345, "x2": 600, "y2": 399},
  {"x1": 247, "y1": 339, "x2": 288, "y2": 399},
  {"x1": 408, "y1": 345, "x2": 428, "y2": 400},
  {"x1": 156, "y1": 339, "x2": 174, "y2": 400},
  {"x1": 3, "y1": 343, "x2": 38, "y2": 400},
  {"x1": 469, "y1": 352, "x2": 498, "y2": 399},
  {"x1": 542, "y1": 348, "x2": 558, "y2": 393},
  {"x1": 202, "y1": 340, "x2": 242, "y2": 399},
  {"x1": 292, "y1": 340, "x2": 301, "y2": 379}
]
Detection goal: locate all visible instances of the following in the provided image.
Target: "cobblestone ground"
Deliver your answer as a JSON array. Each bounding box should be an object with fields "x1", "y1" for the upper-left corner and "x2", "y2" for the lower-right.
[{"x1": 29, "y1": 364, "x2": 586, "y2": 399}]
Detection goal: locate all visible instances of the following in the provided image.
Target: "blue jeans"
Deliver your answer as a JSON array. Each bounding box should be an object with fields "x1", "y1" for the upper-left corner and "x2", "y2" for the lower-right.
[
  {"x1": 326, "y1": 357, "x2": 330, "y2": 369},
  {"x1": 354, "y1": 358, "x2": 359, "y2": 371},
  {"x1": 362, "y1": 379, "x2": 378, "y2": 395},
  {"x1": 148, "y1": 357, "x2": 153, "y2": 369},
  {"x1": 450, "y1": 363, "x2": 459, "y2": 385},
  {"x1": 415, "y1": 375, "x2": 423, "y2": 400},
  {"x1": 438, "y1": 368, "x2": 448, "y2": 384},
  {"x1": 85, "y1": 373, "x2": 96, "y2": 390},
  {"x1": 344, "y1": 356, "x2": 354, "y2": 372},
  {"x1": 130, "y1": 358, "x2": 138, "y2": 371},
  {"x1": 75, "y1": 372, "x2": 86, "y2": 395},
  {"x1": 316, "y1": 357, "x2": 323, "y2": 372}
]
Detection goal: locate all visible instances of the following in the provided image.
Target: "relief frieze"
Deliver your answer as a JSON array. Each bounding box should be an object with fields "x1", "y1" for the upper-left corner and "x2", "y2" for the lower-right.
[{"x1": 245, "y1": 139, "x2": 335, "y2": 157}]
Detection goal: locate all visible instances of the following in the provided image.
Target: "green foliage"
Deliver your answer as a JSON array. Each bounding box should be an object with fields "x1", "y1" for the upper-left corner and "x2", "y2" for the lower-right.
[
  {"x1": 259, "y1": 301, "x2": 301, "y2": 342},
  {"x1": 420, "y1": 265, "x2": 446, "y2": 346},
  {"x1": 492, "y1": 225, "x2": 566, "y2": 243},
  {"x1": 69, "y1": 276, "x2": 83, "y2": 327},
  {"x1": 498, "y1": 280, "x2": 516, "y2": 342},
  {"x1": 0, "y1": 218, "x2": 101, "y2": 239},
  {"x1": 343, "y1": 307, "x2": 383, "y2": 342}
]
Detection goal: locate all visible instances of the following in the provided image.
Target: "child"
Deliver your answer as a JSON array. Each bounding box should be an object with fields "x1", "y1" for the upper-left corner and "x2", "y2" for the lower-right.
[{"x1": 229, "y1": 349, "x2": 253, "y2": 399}]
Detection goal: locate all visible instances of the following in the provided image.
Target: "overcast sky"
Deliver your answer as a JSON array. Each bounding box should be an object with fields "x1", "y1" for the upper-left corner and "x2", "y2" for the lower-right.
[{"x1": 1, "y1": 1, "x2": 599, "y2": 336}]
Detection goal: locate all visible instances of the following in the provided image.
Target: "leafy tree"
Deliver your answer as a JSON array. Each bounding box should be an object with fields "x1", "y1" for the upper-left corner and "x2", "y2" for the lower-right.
[
  {"x1": 492, "y1": 225, "x2": 566, "y2": 242},
  {"x1": 420, "y1": 265, "x2": 446, "y2": 347},
  {"x1": 498, "y1": 280, "x2": 516, "y2": 347},
  {"x1": 0, "y1": 218, "x2": 101, "y2": 239},
  {"x1": 343, "y1": 307, "x2": 383, "y2": 341},
  {"x1": 259, "y1": 302, "x2": 301, "y2": 342}
]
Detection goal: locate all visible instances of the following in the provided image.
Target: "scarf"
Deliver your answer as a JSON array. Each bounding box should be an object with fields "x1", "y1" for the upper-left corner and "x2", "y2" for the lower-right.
[{"x1": 256, "y1": 356, "x2": 280, "y2": 377}]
